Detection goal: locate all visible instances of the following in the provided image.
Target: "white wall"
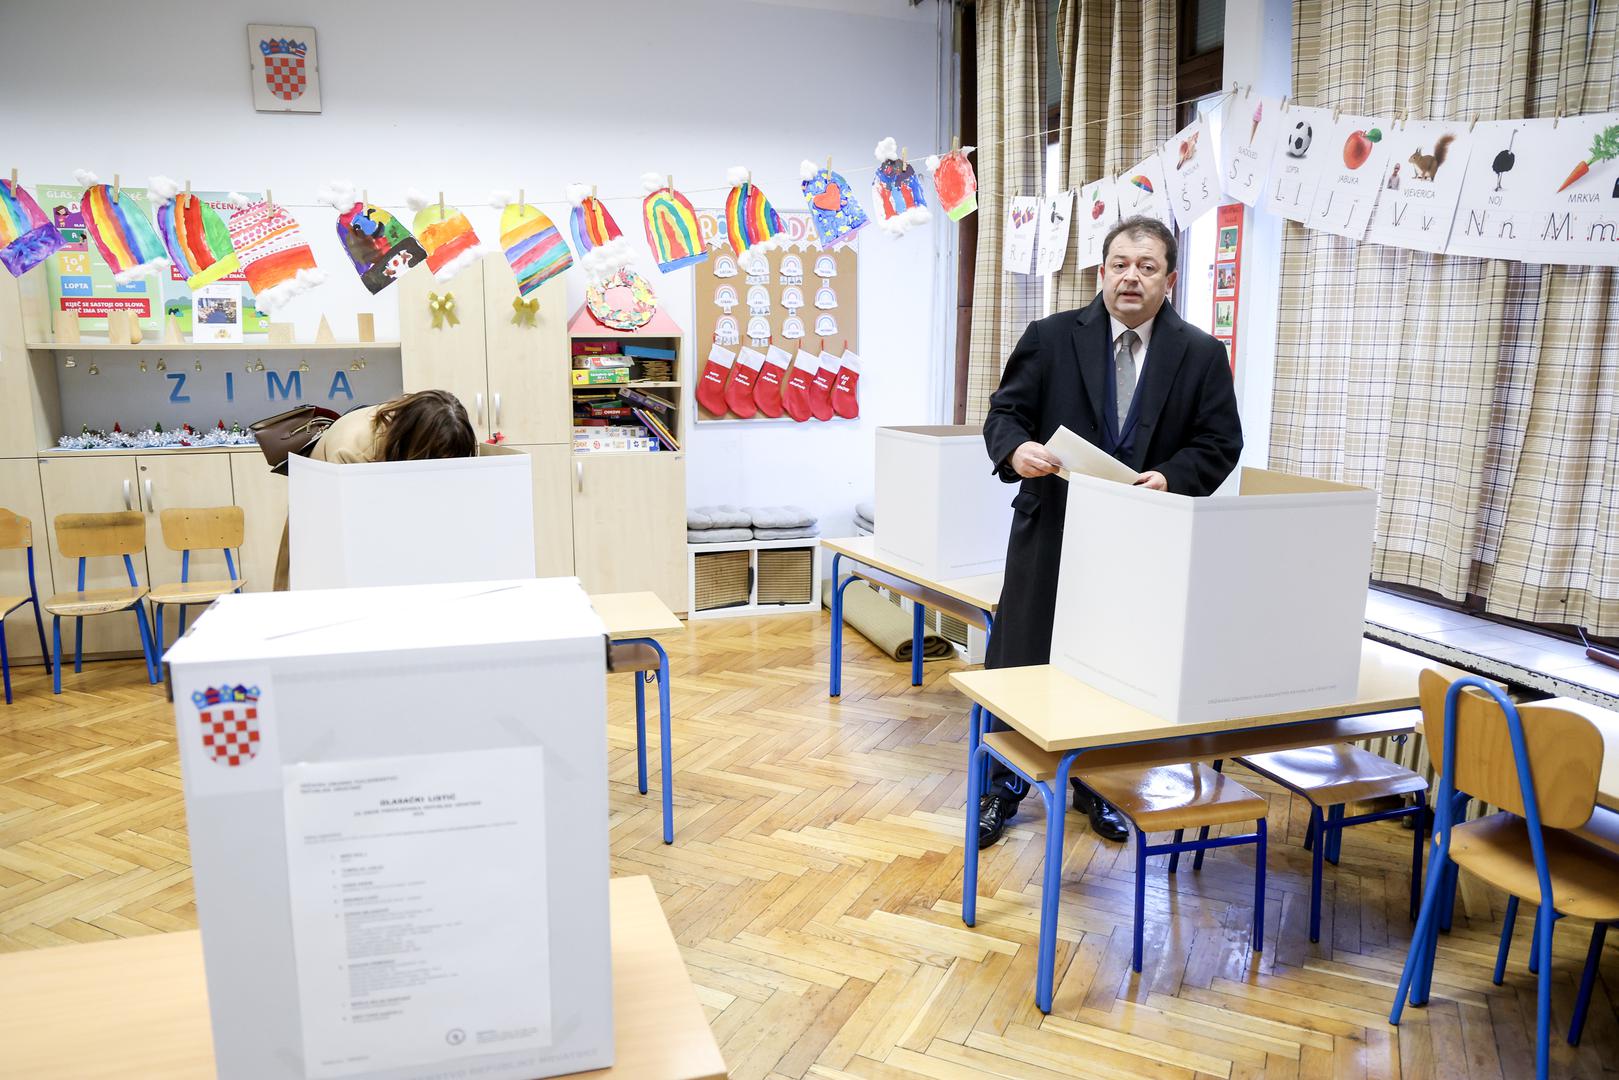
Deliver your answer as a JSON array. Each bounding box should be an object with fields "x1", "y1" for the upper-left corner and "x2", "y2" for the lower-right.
[{"x1": 0, "y1": 0, "x2": 947, "y2": 535}]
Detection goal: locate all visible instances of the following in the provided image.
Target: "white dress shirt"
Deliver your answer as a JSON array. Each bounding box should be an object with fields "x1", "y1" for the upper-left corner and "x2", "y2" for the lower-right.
[{"x1": 1108, "y1": 314, "x2": 1154, "y2": 411}]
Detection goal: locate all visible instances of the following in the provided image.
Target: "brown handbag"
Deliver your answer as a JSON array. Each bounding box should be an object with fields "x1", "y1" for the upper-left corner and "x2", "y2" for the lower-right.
[{"x1": 250, "y1": 404, "x2": 342, "y2": 475}]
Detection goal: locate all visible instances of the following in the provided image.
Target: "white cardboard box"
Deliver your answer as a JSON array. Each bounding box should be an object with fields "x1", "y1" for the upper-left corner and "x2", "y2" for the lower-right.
[
  {"x1": 288, "y1": 444, "x2": 535, "y2": 590},
  {"x1": 873, "y1": 425, "x2": 1013, "y2": 581},
  {"x1": 1051, "y1": 468, "x2": 1377, "y2": 724},
  {"x1": 164, "y1": 579, "x2": 612, "y2": 1080}
]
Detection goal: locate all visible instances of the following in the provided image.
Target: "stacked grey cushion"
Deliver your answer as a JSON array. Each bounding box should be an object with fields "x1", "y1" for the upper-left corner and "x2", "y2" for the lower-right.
[
  {"x1": 853, "y1": 499, "x2": 875, "y2": 535},
  {"x1": 686, "y1": 504, "x2": 819, "y2": 542}
]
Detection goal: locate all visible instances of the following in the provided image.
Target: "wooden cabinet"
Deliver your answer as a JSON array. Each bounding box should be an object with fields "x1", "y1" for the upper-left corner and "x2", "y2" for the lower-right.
[
  {"x1": 36, "y1": 454, "x2": 146, "y2": 656},
  {"x1": 484, "y1": 269, "x2": 571, "y2": 444},
  {"x1": 137, "y1": 453, "x2": 237, "y2": 597},
  {"x1": 571, "y1": 452, "x2": 687, "y2": 608},
  {"x1": 0, "y1": 457, "x2": 53, "y2": 663},
  {"x1": 400, "y1": 259, "x2": 491, "y2": 441},
  {"x1": 231, "y1": 453, "x2": 287, "y2": 595},
  {"x1": 517, "y1": 444, "x2": 575, "y2": 578}
]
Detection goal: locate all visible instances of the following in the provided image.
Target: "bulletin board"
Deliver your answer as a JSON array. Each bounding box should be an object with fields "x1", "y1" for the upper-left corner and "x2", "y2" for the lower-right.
[{"x1": 692, "y1": 239, "x2": 859, "y2": 423}]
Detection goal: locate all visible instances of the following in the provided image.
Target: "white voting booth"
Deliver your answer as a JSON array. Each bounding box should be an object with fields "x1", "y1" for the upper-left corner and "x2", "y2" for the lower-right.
[
  {"x1": 873, "y1": 425, "x2": 1012, "y2": 579},
  {"x1": 288, "y1": 444, "x2": 536, "y2": 590},
  {"x1": 1051, "y1": 467, "x2": 1377, "y2": 725},
  {"x1": 165, "y1": 579, "x2": 613, "y2": 1080}
]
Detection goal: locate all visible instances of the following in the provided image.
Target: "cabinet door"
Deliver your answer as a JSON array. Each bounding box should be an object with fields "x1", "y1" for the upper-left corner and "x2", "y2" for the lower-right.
[
  {"x1": 484, "y1": 267, "x2": 571, "y2": 444},
  {"x1": 36, "y1": 454, "x2": 147, "y2": 656},
  {"x1": 0, "y1": 457, "x2": 55, "y2": 663},
  {"x1": 137, "y1": 453, "x2": 237, "y2": 599},
  {"x1": 572, "y1": 453, "x2": 688, "y2": 612},
  {"x1": 514, "y1": 444, "x2": 574, "y2": 578},
  {"x1": 231, "y1": 452, "x2": 287, "y2": 594},
  {"x1": 399, "y1": 260, "x2": 490, "y2": 440}
]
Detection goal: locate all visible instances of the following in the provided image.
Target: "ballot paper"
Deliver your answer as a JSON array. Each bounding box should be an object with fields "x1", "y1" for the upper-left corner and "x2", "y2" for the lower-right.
[
  {"x1": 284, "y1": 747, "x2": 552, "y2": 1078},
  {"x1": 1045, "y1": 425, "x2": 1139, "y2": 485}
]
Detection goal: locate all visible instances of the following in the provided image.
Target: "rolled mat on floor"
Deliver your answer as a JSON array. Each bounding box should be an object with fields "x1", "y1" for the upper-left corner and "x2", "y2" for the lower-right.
[{"x1": 823, "y1": 580, "x2": 956, "y2": 663}]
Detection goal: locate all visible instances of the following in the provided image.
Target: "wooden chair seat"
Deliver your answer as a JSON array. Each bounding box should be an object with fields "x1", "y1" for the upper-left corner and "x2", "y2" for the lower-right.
[
  {"x1": 1237, "y1": 743, "x2": 1428, "y2": 806},
  {"x1": 1451, "y1": 812, "x2": 1619, "y2": 921},
  {"x1": 0, "y1": 594, "x2": 27, "y2": 616},
  {"x1": 1573, "y1": 806, "x2": 1619, "y2": 857},
  {"x1": 149, "y1": 580, "x2": 245, "y2": 606},
  {"x1": 607, "y1": 641, "x2": 661, "y2": 674},
  {"x1": 44, "y1": 587, "x2": 148, "y2": 617},
  {"x1": 1083, "y1": 763, "x2": 1268, "y2": 833}
]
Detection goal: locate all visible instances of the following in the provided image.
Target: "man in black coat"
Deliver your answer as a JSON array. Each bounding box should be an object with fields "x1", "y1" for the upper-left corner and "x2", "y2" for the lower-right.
[{"x1": 978, "y1": 215, "x2": 1243, "y2": 846}]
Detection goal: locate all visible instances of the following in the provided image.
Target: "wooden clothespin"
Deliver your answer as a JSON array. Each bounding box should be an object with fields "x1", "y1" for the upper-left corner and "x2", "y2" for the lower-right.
[
  {"x1": 1244, "y1": 83, "x2": 1253, "y2": 99},
  {"x1": 591, "y1": 184, "x2": 597, "y2": 200},
  {"x1": 1554, "y1": 109, "x2": 1562, "y2": 129},
  {"x1": 901, "y1": 146, "x2": 909, "y2": 165},
  {"x1": 113, "y1": 173, "x2": 121, "y2": 200},
  {"x1": 1280, "y1": 96, "x2": 1290, "y2": 113},
  {"x1": 1469, "y1": 115, "x2": 1480, "y2": 133},
  {"x1": 518, "y1": 188, "x2": 526, "y2": 210},
  {"x1": 362, "y1": 188, "x2": 369, "y2": 205},
  {"x1": 952, "y1": 135, "x2": 961, "y2": 152},
  {"x1": 8, "y1": 167, "x2": 15, "y2": 188},
  {"x1": 825, "y1": 156, "x2": 833, "y2": 174},
  {"x1": 185, "y1": 179, "x2": 192, "y2": 195},
  {"x1": 438, "y1": 190, "x2": 445, "y2": 215},
  {"x1": 266, "y1": 188, "x2": 274, "y2": 210},
  {"x1": 1331, "y1": 105, "x2": 1342, "y2": 124},
  {"x1": 666, "y1": 175, "x2": 673, "y2": 190}
]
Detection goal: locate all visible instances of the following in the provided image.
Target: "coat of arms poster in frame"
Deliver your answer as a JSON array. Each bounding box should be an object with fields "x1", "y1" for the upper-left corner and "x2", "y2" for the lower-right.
[{"x1": 248, "y1": 24, "x2": 321, "y2": 113}]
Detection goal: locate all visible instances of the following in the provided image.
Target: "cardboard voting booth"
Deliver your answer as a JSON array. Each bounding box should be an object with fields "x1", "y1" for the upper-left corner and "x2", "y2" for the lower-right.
[
  {"x1": 874, "y1": 425, "x2": 1012, "y2": 580},
  {"x1": 1051, "y1": 468, "x2": 1377, "y2": 725},
  {"x1": 288, "y1": 444, "x2": 536, "y2": 590},
  {"x1": 165, "y1": 579, "x2": 613, "y2": 1080}
]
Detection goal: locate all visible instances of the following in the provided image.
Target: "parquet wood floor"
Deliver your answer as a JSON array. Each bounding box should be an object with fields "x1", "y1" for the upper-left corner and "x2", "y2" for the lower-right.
[{"x1": 1, "y1": 611, "x2": 1615, "y2": 1078}]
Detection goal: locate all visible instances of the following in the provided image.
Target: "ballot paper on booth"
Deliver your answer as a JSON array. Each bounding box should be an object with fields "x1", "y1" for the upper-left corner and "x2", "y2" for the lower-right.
[
  {"x1": 164, "y1": 578, "x2": 613, "y2": 1080},
  {"x1": 874, "y1": 425, "x2": 1013, "y2": 580},
  {"x1": 288, "y1": 443, "x2": 536, "y2": 590},
  {"x1": 1050, "y1": 468, "x2": 1376, "y2": 725}
]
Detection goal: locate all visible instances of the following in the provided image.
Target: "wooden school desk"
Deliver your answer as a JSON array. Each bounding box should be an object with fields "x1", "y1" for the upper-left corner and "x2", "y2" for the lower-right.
[
  {"x1": 821, "y1": 535, "x2": 1002, "y2": 696},
  {"x1": 0, "y1": 875, "x2": 726, "y2": 1080},
  {"x1": 591, "y1": 591, "x2": 685, "y2": 843},
  {"x1": 951, "y1": 639, "x2": 1472, "y2": 1013}
]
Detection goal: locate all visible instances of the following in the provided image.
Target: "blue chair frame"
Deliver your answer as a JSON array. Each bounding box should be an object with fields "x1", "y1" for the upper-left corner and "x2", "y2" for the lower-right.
[
  {"x1": 51, "y1": 550, "x2": 159, "y2": 694},
  {"x1": 1295, "y1": 785, "x2": 1427, "y2": 943},
  {"x1": 618, "y1": 636, "x2": 674, "y2": 845},
  {"x1": 1, "y1": 541, "x2": 52, "y2": 705},
  {"x1": 154, "y1": 544, "x2": 243, "y2": 648}
]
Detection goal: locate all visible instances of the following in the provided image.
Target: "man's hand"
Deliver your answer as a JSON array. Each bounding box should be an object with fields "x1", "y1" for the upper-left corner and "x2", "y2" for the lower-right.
[
  {"x1": 1133, "y1": 470, "x2": 1168, "y2": 491},
  {"x1": 1010, "y1": 441, "x2": 1063, "y2": 479}
]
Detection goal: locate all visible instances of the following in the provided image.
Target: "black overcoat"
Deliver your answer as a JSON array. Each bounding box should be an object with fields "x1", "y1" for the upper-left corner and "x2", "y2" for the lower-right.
[{"x1": 981, "y1": 294, "x2": 1243, "y2": 669}]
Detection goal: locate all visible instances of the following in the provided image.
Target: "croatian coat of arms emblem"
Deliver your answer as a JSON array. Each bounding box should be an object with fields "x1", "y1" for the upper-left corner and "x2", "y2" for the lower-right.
[{"x1": 193, "y1": 684, "x2": 262, "y2": 767}]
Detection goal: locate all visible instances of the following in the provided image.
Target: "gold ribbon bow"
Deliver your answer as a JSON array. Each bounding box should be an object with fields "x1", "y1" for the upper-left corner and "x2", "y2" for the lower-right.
[
  {"x1": 428, "y1": 291, "x2": 459, "y2": 329},
  {"x1": 511, "y1": 296, "x2": 539, "y2": 327}
]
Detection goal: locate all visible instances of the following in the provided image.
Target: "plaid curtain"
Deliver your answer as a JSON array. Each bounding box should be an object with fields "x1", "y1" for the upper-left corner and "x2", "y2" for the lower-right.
[
  {"x1": 1050, "y1": 0, "x2": 1177, "y2": 310},
  {"x1": 963, "y1": 0, "x2": 1045, "y2": 423},
  {"x1": 1270, "y1": 0, "x2": 1619, "y2": 636}
]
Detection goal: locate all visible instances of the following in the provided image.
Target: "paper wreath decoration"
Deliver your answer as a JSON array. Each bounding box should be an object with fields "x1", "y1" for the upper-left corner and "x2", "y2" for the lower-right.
[
  {"x1": 799, "y1": 160, "x2": 869, "y2": 249},
  {"x1": 75, "y1": 171, "x2": 169, "y2": 283},
  {"x1": 871, "y1": 138, "x2": 932, "y2": 236},
  {"x1": 149, "y1": 176, "x2": 240, "y2": 289},
  {"x1": 319, "y1": 183, "x2": 427, "y2": 294},
  {"x1": 585, "y1": 267, "x2": 658, "y2": 331},
  {"x1": 567, "y1": 184, "x2": 634, "y2": 279},
  {"x1": 225, "y1": 196, "x2": 324, "y2": 313},
  {"x1": 723, "y1": 166, "x2": 784, "y2": 255},
  {"x1": 493, "y1": 193, "x2": 574, "y2": 296},
  {"x1": 405, "y1": 190, "x2": 482, "y2": 282},
  {"x1": 925, "y1": 147, "x2": 978, "y2": 221},
  {"x1": 639, "y1": 174, "x2": 707, "y2": 273},
  {"x1": 0, "y1": 178, "x2": 65, "y2": 277}
]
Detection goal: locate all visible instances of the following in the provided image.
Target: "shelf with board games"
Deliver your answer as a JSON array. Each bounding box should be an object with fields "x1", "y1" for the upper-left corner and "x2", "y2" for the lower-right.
[{"x1": 567, "y1": 304, "x2": 685, "y2": 456}]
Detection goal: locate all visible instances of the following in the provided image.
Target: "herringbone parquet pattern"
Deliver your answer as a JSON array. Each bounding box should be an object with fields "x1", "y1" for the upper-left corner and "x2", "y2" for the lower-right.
[{"x1": 1, "y1": 611, "x2": 1616, "y2": 1078}]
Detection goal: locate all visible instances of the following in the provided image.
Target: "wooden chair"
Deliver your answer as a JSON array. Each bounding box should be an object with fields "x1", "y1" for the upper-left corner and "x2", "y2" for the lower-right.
[
  {"x1": 0, "y1": 509, "x2": 52, "y2": 704},
  {"x1": 1391, "y1": 670, "x2": 1619, "y2": 1080},
  {"x1": 607, "y1": 639, "x2": 674, "y2": 844},
  {"x1": 149, "y1": 507, "x2": 246, "y2": 647},
  {"x1": 1081, "y1": 763, "x2": 1269, "y2": 972},
  {"x1": 1236, "y1": 743, "x2": 1428, "y2": 942},
  {"x1": 43, "y1": 512, "x2": 159, "y2": 693}
]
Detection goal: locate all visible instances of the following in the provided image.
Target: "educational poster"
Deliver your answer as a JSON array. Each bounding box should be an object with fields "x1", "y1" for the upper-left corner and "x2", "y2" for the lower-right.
[
  {"x1": 1115, "y1": 152, "x2": 1174, "y2": 229},
  {"x1": 1220, "y1": 93, "x2": 1285, "y2": 206},
  {"x1": 38, "y1": 181, "x2": 163, "y2": 335},
  {"x1": 1307, "y1": 114, "x2": 1395, "y2": 239},
  {"x1": 1445, "y1": 120, "x2": 1541, "y2": 261},
  {"x1": 1525, "y1": 112, "x2": 1619, "y2": 267},
  {"x1": 1003, "y1": 195, "x2": 1039, "y2": 274},
  {"x1": 1213, "y1": 202, "x2": 1242, "y2": 375},
  {"x1": 1366, "y1": 121, "x2": 1473, "y2": 254},
  {"x1": 1034, "y1": 190, "x2": 1075, "y2": 275},
  {"x1": 1161, "y1": 115, "x2": 1222, "y2": 226},
  {"x1": 1265, "y1": 105, "x2": 1335, "y2": 224},
  {"x1": 1075, "y1": 178, "x2": 1119, "y2": 269}
]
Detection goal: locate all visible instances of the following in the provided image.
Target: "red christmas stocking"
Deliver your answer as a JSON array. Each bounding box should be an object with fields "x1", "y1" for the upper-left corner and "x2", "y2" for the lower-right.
[
  {"x1": 782, "y1": 349, "x2": 817, "y2": 422},
  {"x1": 809, "y1": 350, "x2": 837, "y2": 421},
  {"x1": 754, "y1": 344, "x2": 789, "y2": 418},
  {"x1": 830, "y1": 350, "x2": 861, "y2": 419},
  {"x1": 725, "y1": 347, "x2": 763, "y2": 419},
  {"x1": 697, "y1": 343, "x2": 736, "y2": 417}
]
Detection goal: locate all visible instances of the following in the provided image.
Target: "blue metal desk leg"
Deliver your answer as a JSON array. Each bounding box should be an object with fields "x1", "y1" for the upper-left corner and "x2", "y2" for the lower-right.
[
  {"x1": 1035, "y1": 752, "x2": 1078, "y2": 1014},
  {"x1": 51, "y1": 616, "x2": 62, "y2": 695},
  {"x1": 655, "y1": 642, "x2": 673, "y2": 845},
  {"x1": 829, "y1": 553, "x2": 844, "y2": 697},
  {"x1": 964, "y1": 739, "x2": 984, "y2": 927},
  {"x1": 634, "y1": 672, "x2": 648, "y2": 795},
  {"x1": 911, "y1": 601, "x2": 925, "y2": 686},
  {"x1": 0, "y1": 619, "x2": 10, "y2": 703}
]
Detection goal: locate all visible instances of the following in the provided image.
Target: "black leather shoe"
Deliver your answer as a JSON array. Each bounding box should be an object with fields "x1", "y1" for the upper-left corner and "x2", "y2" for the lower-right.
[
  {"x1": 1071, "y1": 780, "x2": 1129, "y2": 842},
  {"x1": 978, "y1": 793, "x2": 1015, "y2": 847}
]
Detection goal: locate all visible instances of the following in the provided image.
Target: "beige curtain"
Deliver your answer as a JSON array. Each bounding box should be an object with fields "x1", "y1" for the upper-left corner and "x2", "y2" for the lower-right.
[
  {"x1": 963, "y1": 0, "x2": 1044, "y2": 423},
  {"x1": 1050, "y1": 0, "x2": 1178, "y2": 310},
  {"x1": 1270, "y1": 0, "x2": 1619, "y2": 635}
]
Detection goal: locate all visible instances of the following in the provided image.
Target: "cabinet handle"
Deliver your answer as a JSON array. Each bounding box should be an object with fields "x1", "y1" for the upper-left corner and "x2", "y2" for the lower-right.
[
  {"x1": 493, "y1": 392, "x2": 502, "y2": 428},
  {"x1": 144, "y1": 478, "x2": 154, "y2": 510},
  {"x1": 576, "y1": 460, "x2": 583, "y2": 493},
  {"x1": 122, "y1": 479, "x2": 133, "y2": 511},
  {"x1": 475, "y1": 392, "x2": 485, "y2": 428}
]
